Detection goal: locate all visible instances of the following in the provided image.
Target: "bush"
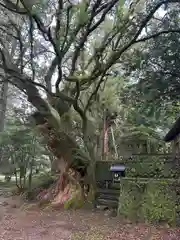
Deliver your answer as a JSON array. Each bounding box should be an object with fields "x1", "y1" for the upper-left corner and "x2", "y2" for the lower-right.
[
  {"x1": 118, "y1": 180, "x2": 145, "y2": 221},
  {"x1": 125, "y1": 156, "x2": 178, "y2": 178},
  {"x1": 142, "y1": 182, "x2": 176, "y2": 225},
  {"x1": 118, "y1": 179, "x2": 177, "y2": 225}
]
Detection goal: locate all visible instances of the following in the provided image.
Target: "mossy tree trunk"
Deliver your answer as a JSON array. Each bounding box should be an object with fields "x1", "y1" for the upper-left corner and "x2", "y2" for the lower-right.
[{"x1": 32, "y1": 109, "x2": 94, "y2": 206}]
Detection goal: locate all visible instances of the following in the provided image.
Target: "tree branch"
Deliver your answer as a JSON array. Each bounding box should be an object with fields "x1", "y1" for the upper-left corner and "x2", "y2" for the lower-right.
[
  {"x1": 29, "y1": 16, "x2": 35, "y2": 81},
  {"x1": 135, "y1": 29, "x2": 180, "y2": 43},
  {"x1": 0, "y1": 26, "x2": 18, "y2": 40},
  {"x1": 55, "y1": 0, "x2": 63, "y2": 42},
  {"x1": 89, "y1": 0, "x2": 119, "y2": 32},
  {"x1": 61, "y1": 1, "x2": 109, "y2": 58},
  {"x1": 84, "y1": 75, "x2": 106, "y2": 113},
  {"x1": 32, "y1": 15, "x2": 61, "y2": 58},
  {"x1": 60, "y1": 4, "x2": 72, "y2": 52},
  {"x1": 70, "y1": 0, "x2": 119, "y2": 75},
  {"x1": 22, "y1": 49, "x2": 53, "y2": 69},
  {"x1": 103, "y1": 0, "x2": 180, "y2": 72},
  {"x1": 0, "y1": 47, "x2": 74, "y2": 103},
  {"x1": 44, "y1": 57, "x2": 58, "y2": 93},
  {"x1": 0, "y1": 0, "x2": 27, "y2": 14}
]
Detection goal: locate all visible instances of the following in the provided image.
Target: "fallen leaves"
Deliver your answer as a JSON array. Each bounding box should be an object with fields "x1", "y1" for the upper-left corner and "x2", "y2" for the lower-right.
[{"x1": 0, "y1": 192, "x2": 179, "y2": 240}]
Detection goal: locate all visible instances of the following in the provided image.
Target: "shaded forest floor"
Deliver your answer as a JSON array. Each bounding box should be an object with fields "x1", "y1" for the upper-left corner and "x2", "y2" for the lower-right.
[{"x1": 0, "y1": 187, "x2": 179, "y2": 240}]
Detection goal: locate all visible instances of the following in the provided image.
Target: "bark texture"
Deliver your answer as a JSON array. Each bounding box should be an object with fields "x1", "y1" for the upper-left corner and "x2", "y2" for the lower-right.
[{"x1": 32, "y1": 111, "x2": 90, "y2": 207}]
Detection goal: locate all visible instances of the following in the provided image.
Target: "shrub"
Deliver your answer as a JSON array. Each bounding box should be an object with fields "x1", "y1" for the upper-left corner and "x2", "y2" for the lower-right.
[
  {"x1": 118, "y1": 179, "x2": 177, "y2": 225},
  {"x1": 142, "y1": 182, "x2": 176, "y2": 225},
  {"x1": 118, "y1": 180, "x2": 145, "y2": 221}
]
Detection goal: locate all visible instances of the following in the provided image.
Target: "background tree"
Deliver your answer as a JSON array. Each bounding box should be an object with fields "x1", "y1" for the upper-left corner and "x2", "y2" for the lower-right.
[
  {"x1": 0, "y1": 118, "x2": 51, "y2": 190},
  {"x1": 122, "y1": 4, "x2": 180, "y2": 133}
]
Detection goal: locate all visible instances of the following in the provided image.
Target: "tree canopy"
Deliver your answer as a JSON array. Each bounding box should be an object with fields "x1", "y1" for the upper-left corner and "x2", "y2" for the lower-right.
[{"x1": 0, "y1": 0, "x2": 180, "y2": 130}]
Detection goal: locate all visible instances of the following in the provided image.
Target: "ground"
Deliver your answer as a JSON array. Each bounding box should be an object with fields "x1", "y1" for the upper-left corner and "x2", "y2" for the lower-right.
[{"x1": 0, "y1": 187, "x2": 179, "y2": 240}]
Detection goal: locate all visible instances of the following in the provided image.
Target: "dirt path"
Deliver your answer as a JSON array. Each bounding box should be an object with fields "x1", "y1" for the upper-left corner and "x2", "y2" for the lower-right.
[{"x1": 0, "y1": 189, "x2": 179, "y2": 240}]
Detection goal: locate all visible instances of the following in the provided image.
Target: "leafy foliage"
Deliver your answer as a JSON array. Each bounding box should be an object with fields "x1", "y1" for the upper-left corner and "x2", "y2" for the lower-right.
[
  {"x1": 142, "y1": 182, "x2": 176, "y2": 225},
  {"x1": 118, "y1": 153, "x2": 178, "y2": 225},
  {"x1": 122, "y1": 6, "x2": 180, "y2": 130},
  {"x1": 125, "y1": 156, "x2": 178, "y2": 178},
  {"x1": 119, "y1": 180, "x2": 177, "y2": 225},
  {"x1": 0, "y1": 125, "x2": 50, "y2": 190}
]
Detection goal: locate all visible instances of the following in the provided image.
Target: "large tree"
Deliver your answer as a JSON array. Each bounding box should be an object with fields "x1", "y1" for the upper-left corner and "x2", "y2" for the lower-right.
[{"x1": 0, "y1": 0, "x2": 180, "y2": 204}]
